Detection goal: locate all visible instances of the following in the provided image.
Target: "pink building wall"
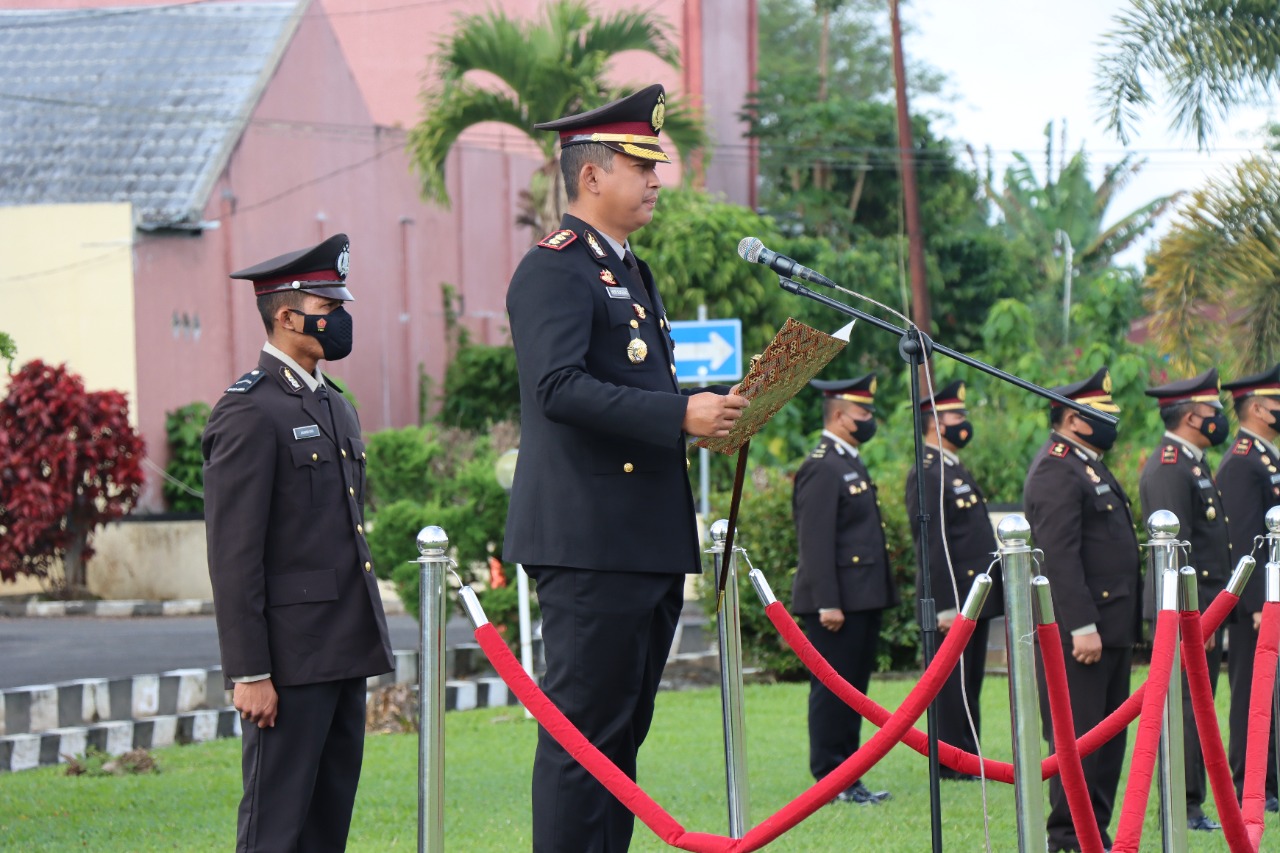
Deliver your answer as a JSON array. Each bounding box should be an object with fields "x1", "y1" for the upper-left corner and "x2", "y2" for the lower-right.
[{"x1": 3, "y1": 0, "x2": 755, "y2": 510}]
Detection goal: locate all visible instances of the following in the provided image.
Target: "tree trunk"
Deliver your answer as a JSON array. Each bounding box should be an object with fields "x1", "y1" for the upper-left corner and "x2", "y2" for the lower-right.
[
  {"x1": 63, "y1": 519, "x2": 88, "y2": 598},
  {"x1": 814, "y1": 4, "x2": 830, "y2": 191}
]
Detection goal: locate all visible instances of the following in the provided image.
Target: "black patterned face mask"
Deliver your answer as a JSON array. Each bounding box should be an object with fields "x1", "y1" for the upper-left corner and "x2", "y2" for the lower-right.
[
  {"x1": 291, "y1": 306, "x2": 353, "y2": 361},
  {"x1": 941, "y1": 420, "x2": 974, "y2": 449}
]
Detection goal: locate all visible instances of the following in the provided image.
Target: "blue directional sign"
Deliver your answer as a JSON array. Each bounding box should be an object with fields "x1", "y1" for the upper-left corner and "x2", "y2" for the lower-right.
[{"x1": 669, "y1": 319, "x2": 743, "y2": 383}]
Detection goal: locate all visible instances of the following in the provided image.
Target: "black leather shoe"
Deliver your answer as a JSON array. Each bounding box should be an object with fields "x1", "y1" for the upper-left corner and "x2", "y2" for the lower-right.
[
  {"x1": 939, "y1": 770, "x2": 980, "y2": 782},
  {"x1": 1187, "y1": 815, "x2": 1220, "y2": 831},
  {"x1": 1267, "y1": 794, "x2": 1279, "y2": 814},
  {"x1": 832, "y1": 781, "x2": 891, "y2": 804}
]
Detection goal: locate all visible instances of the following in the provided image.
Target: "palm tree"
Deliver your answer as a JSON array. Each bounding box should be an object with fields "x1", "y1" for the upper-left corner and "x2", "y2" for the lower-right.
[
  {"x1": 1094, "y1": 0, "x2": 1280, "y2": 148},
  {"x1": 1144, "y1": 153, "x2": 1280, "y2": 374},
  {"x1": 407, "y1": 0, "x2": 706, "y2": 235}
]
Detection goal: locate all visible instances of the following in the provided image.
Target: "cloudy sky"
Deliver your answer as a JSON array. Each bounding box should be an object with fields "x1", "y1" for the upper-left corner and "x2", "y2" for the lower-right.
[{"x1": 904, "y1": 0, "x2": 1276, "y2": 264}]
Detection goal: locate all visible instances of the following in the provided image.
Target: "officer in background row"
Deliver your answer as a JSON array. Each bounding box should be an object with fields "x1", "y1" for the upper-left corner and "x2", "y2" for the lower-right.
[
  {"x1": 1023, "y1": 367, "x2": 1141, "y2": 853},
  {"x1": 1138, "y1": 368, "x2": 1232, "y2": 833},
  {"x1": 1218, "y1": 365, "x2": 1280, "y2": 813},
  {"x1": 904, "y1": 379, "x2": 1003, "y2": 781},
  {"x1": 202, "y1": 235, "x2": 394, "y2": 851},
  {"x1": 792, "y1": 374, "x2": 898, "y2": 805}
]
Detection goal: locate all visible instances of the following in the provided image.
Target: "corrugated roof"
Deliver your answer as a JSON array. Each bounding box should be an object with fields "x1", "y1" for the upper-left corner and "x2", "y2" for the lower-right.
[{"x1": 0, "y1": 2, "x2": 300, "y2": 228}]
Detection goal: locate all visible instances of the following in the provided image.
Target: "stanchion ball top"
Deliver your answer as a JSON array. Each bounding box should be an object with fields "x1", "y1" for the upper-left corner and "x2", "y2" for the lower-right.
[
  {"x1": 996, "y1": 514, "x2": 1031, "y2": 546},
  {"x1": 1147, "y1": 509, "x2": 1180, "y2": 538},
  {"x1": 416, "y1": 526, "x2": 449, "y2": 556},
  {"x1": 710, "y1": 519, "x2": 730, "y2": 544},
  {"x1": 1266, "y1": 506, "x2": 1280, "y2": 534}
]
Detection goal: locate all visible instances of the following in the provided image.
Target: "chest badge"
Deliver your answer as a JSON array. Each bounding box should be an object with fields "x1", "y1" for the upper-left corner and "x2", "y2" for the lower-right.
[
  {"x1": 1084, "y1": 465, "x2": 1101, "y2": 484},
  {"x1": 627, "y1": 338, "x2": 649, "y2": 364},
  {"x1": 1206, "y1": 505, "x2": 1217, "y2": 520},
  {"x1": 633, "y1": 303, "x2": 647, "y2": 320},
  {"x1": 1192, "y1": 465, "x2": 1202, "y2": 477},
  {"x1": 600, "y1": 269, "x2": 617, "y2": 285}
]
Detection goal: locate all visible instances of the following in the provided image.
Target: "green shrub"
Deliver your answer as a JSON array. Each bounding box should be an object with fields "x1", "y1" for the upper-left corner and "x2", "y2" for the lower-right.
[
  {"x1": 163, "y1": 402, "x2": 209, "y2": 513},
  {"x1": 438, "y1": 343, "x2": 519, "y2": 431}
]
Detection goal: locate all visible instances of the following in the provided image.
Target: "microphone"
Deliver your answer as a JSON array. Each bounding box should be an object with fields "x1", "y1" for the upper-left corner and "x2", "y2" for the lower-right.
[{"x1": 736, "y1": 237, "x2": 834, "y2": 286}]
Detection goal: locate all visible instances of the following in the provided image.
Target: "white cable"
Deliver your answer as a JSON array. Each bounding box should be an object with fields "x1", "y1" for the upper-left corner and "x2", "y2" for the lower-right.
[{"x1": 141, "y1": 456, "x2": 204, "y2": 499}]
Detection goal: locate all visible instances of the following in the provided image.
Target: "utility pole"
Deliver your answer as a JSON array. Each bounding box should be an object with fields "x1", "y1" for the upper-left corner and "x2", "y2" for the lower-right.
[{"x1": 889, "y1": 0, "x2": 931, "y2": 339}]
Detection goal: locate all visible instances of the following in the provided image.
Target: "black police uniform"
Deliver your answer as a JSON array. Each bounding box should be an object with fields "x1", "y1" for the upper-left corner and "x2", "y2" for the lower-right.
[
  {"x1": 1138, "y1": 368, "x2": 1232, "y2": 825},
  {"x1": 1023, "y1": 368, "x2": 1141, "y2": 852},
  {"x1": 203, "y1": 235, "x2": 393, "y2": 852},
  {"x1": 904, "y1": 382, "x2": 1002, "y2": 774},
  {"x1": 502, "y1": 85, "x2": 728, "y2": 853},
  {"x1": 792, "y1": 375, "x2": 899, "y2": 791},
  {"x1": 1218, "y1": 365, "x2": 1280, "y2": 807}
]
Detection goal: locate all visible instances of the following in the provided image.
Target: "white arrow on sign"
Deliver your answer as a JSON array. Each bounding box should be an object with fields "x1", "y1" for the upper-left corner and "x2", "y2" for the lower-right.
[{"x1": 674, "y1": 332, "x2": 736, "y2": 371}]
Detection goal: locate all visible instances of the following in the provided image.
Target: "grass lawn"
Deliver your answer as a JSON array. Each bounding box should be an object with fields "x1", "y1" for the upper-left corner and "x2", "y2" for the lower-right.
[{"x1": 0, "y1": 669, "x2": 1266, "y2": 851}]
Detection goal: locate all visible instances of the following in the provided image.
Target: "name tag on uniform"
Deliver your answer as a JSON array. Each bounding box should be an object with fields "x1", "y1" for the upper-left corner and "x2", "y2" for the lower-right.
[
  {"x1": 952, "y1": 484, "x2": 972, "y2": 495},
  {"x1": 293, "y1": 424, "x2": 321, "y2": 440},
  {"x1": 1197, "y1": 478, "x2": 1213, "y2": 489},
  {"x1": 843, "y1": 472, "x2": 860, "y2": 482},
  {"x1": 1095, "y1": 483, "x2": 1112, "y2": 495},
  {"x1": 605, "y1": 286, "x2": 630, "y2": 299},
  {"x1": 1271, "y1": 473, "x2": 1280, "y2": 484}
]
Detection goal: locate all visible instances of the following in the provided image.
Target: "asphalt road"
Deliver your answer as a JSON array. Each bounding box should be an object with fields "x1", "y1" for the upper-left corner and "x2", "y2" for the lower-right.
[{"x1": 0, "y1": 613, "x2": 475, "y2": 690}]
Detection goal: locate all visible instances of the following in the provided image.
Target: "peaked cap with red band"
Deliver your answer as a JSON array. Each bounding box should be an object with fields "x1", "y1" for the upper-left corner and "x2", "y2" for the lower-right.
[
  {"x1": 231, "y1": 233, "x2": 354, "y2": 301},
  {"x1": 812, "y1": 373, "x2": 877, "y2": 412},
  {"x1": 1145, "y1": 367, "x2": 1222, "y2": 410},
  {"x1": 534, "y1": 84, "x2": 670, "y2": 163},
  {"x1": 921, "y1": 379, "x2": 967, "y2": 414},
  {"x1": 1222, "y1": 363, "x2": 1280, "y2": 400},
  {"x1": 1049, "y1": 366, "x2": 1121, "y2": 413}
]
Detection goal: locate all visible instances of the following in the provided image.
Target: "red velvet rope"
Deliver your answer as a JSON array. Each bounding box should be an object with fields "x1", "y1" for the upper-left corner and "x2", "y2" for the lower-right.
[
  {"x1": 472, "y1": 614, "x2": 976, "y2": 853},
  {"x1": 1110, "y1": 610, "x2": 1180, "y2": 853},
  {"x1": 764, "y1": 592, "x2": 1241, "y2": 782},
  {"x1": 1036, "y1": 622, "x2": 1106, "y2": 853},
  {"x1": 1243, "y1": 600, "x2": 1280, "y2": 850},
  {"x1": 1180, "y1": 608, "x2": 1252, "y2": 852}
]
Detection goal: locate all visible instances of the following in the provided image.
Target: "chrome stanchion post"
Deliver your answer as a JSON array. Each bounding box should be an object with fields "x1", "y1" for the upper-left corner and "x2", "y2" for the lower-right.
[
  {"x1": 996, "y1": 515, "x2": 1045, "y2": 852},
  {"x1": 1147, "y1": 510, "x2": 1187, "y2": 853},
  {"x1": 414, "y1": 526, "x2": 449, "y2": 853},
  {"x1": 709, "y1": 519, "x2": 750, "y2": 837}
]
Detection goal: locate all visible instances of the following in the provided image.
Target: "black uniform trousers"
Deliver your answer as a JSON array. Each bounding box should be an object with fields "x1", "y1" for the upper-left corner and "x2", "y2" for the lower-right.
[
  {"x1": 1228, "y1": 621, "x2": 1280, "y2": 800},
  {"x1": 237, "y1": 677, "x2": 367, "y2": 852},
  {"x1": 528, "y1": 567, "x2": 685, "y2": 853},
  {"x1": 1037, "y1": 643, "x2": 1132, "y2": 852},
  {"x1": 935, "y1": 617, "x2": 992, "y2": 777},
  {"x1": 1182, "y1": 627, "x2": 1224, "y2": 819},
  {"x1": 802, "y1": 609, "x2": 882, "y2": 782}
]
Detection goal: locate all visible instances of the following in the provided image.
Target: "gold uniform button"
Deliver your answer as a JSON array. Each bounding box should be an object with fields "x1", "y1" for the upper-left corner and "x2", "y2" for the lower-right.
[
  {"x1": 1107, "y1": 504, "x2": 1114, "y2": 511},
  {"x1": 341, "y1": 449, "x2": 348, "y2": 458},
  {"x1": 967, "y1": 570, "x2": 975, "y2": 577},
  {"x1": 630, "y1": 319, "x2": 639, "y2": 329},
  {"x1": 1102, "y1": 590, "x2": 1110, "y2": 598},
  {"x1": 364, "y1": 562, "x2": 372, "y2": 572},
  {"x1": 852, "y1": 556, "x2": 860, "y2": 564},
  {"x1": 623, "y1": 462, "x2": 634, "y2": 473},
  {"x1": 1202, "y1": 570, "x2": 1209, "y2": 578},
  {"x1": 686, "y1": 458, "x2": 691, "y2": 471},
  {"x1": 311, "y1": 452, "x2": 319, "y2": 461},
  {"x1": 670, "y1": 364, "x2": 677, "y2": 375},
  {"x1": 348, "y1": 487, "x2": 355, "y2": 496},
  {"x1": 361, "y1": 451, "x2": 367, "y2": 460},
  {"x1": 881, "y1": 522, "x2": 886, "y2": 529},
  {"x1": 357, "y1": 524, "x2": 364, "y2": 535}
]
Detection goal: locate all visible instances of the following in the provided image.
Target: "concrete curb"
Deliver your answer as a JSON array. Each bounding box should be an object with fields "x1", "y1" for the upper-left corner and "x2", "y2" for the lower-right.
[
  {"x1": 0, "y1": 647, "x2": 516, "y2": 773},
  {"x1": 0, "y1": 591, "x2": 407, "y2": 618}
]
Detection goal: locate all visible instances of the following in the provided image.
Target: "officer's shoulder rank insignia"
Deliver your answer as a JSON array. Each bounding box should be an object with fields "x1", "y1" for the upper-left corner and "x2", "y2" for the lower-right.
[
  {"x1": 600, "y1": 269, "x2": 617, "y2": 285},
  {"x1": 280, "y1": 367, "x2": 303, "y2": 391},
  {"x1": 1232, "y1": 437, "x2": 1251, "y2": 456},
  {"x1": 226, "y1": 369, "x2": 265, "y2": 394},
  {"x1": 1161, "y1": 444, "x2": 1179, "y2": 464},
  {"x1": 537, "y1": 229, "x2": 577, "y2": 251},
  {"x1": 1049, "y1": 442, "x2": 1069, "y2": 459},
  {"x1": 584, "y1": 231, "x2": 607, "y2": 259}
]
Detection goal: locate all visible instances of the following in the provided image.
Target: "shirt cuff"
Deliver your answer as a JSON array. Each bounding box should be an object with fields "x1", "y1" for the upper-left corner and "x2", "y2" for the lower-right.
[
  {"x1": 231, "y1": 674, "x2": 271, "y2": 683},
  {"x1": 1070, "y1": 624, "x2": 1098, "y2": 637}
]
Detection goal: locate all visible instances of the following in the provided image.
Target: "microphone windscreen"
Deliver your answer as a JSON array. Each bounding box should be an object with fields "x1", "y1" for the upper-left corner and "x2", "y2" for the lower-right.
[{"x1": 737, "y1": 237, "x2": 764, "y2": 263}]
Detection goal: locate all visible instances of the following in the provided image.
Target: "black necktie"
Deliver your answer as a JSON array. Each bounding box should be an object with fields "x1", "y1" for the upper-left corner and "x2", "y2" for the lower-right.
[
  {"x1": 623, "y1": 250, "x2": 656, "y2": 305},
  {"x1": 315, "y1": 383, "x2": 339, "y2": 440}
]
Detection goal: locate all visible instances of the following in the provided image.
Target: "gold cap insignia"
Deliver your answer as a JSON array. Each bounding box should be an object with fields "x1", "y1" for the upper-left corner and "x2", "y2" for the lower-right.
[
  {"x1": 869, "y1": 377, "x2": 878, "y2": 394},
  {"x1": 1102, "y1": 371, "x2": 1113, "y2": 393},
  {"x1": 652, "y1": 96, "x2": 665, "y2": 132},
  {"x1": 957, "y1": 384, "x2": 966, "y2": 402}
]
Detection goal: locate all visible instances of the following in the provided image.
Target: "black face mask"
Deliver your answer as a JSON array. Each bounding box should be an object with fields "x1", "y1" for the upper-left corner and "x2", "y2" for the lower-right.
[
  {"x1": 1263, "y1": 405, "x2": 1280, "y2": 431},
  {"x1": 941, "y1": 419, "x2": 974, "y2": 449},
  {"x1": 291, "y1": 306, "x2": 353, "y2": 361},
  {"x1": 1198, "y1": 411, "x2": 1229, "y2": 446},
  {"x1": 849, "y1": 415, "x2": 877, "y2": 445},
  {"x1": 1081, "y1": 415, "x2": 1118, "y2": 452}
]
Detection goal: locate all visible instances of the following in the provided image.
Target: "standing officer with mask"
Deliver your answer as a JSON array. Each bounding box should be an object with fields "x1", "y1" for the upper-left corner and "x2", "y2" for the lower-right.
[
  {"x1": 904, "y1": 379, "x2": 1003, "y2": 780},
  {"x1": 1139, "y1": 367, "x2": 1232, "y2": 833},
  {"x1": 203, "y1": 234, "x2": 394, "y2": 851},
  {"x1": 503, "y1": 84, "x2": 748, "y2": 852},
  {"x1": 1218, "y1": 365, "x2": 1280, "y2": 814},
  {"x1": 1024, "y1": 367, "x2": 1141, "y2": 853},
  {"x1": 792, "y1": 374, "x2": 897, "y2": 805}
]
